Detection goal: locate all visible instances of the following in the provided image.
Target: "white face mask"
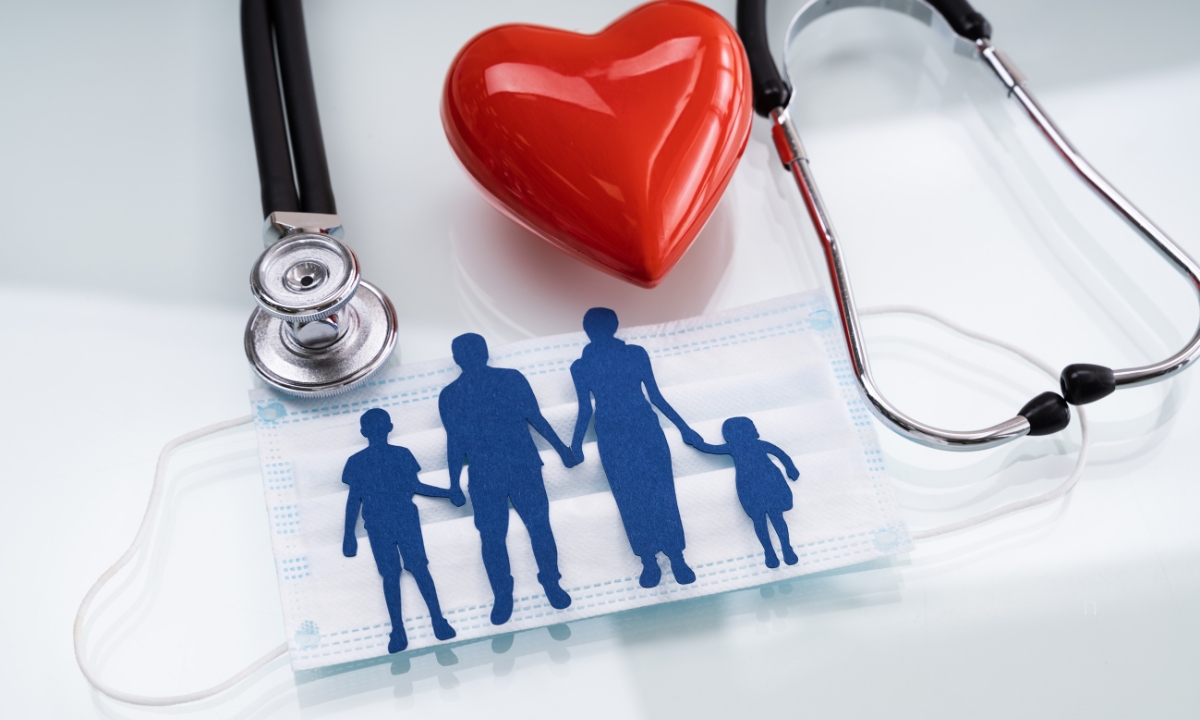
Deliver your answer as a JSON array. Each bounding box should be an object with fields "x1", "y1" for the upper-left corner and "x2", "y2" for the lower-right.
[{"x1": 250, "y1": 289, "x2": 912, "y2": 670}]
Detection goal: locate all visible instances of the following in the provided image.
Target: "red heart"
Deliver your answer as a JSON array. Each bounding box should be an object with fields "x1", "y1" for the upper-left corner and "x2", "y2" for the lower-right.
[{"x1": 442, "y1": 1, "x2": 752, "y2": 288}]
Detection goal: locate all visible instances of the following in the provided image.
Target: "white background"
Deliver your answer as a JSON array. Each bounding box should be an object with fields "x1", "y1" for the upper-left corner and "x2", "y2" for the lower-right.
[{"x1": 1, "y1": 0, "x2": 1199, "y2": 717}]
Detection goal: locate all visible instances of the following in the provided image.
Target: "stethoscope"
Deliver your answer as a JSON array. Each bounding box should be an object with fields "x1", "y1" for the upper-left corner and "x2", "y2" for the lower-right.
[
  {"x1": 736, "y1": 0, "x2": 1200, "y2": 450},
  {"x1": 241, "y1": 0, "x2": 398, "y2": 396},
  {"x1": 238, "y1": 0, "x2": 1200, "y2": 442}
]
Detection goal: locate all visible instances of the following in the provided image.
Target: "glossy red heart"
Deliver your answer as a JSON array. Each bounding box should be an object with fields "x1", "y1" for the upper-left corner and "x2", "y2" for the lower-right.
[{"x1": 442, "y1": 1, "x2": 752, "y2": 288}]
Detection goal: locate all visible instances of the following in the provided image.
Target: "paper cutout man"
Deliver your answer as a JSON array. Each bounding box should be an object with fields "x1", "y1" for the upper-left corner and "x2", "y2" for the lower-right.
[
  {"x1": 687, "y1": 417, "x2": 800, "y2": 568},
  {"x1": 439, "y1": 333, "x2": 578, "y2": 625},
  {"x1": 342, "y1": 408, "x2": 458, "y2": 653},
  {"x1": 569, "y1": 307, "x2": 699, "y2": 588}
]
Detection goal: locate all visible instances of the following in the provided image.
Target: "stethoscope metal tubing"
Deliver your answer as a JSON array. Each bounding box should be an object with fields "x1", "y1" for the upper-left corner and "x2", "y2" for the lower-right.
[
  {"x1": 757, "y1": 0, "x2": 1200, "y2": 449},
  {"x1": 978, "y1": 40, "x2": 1200, "y2": 390},
  {"x1": 771, "y1": 108, "x2": 1031, "y2": 450}
]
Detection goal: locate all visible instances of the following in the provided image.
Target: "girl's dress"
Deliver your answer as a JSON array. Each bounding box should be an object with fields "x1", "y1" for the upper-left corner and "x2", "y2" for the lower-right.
[{"x1": 731, "y1": 441, "x2": 794, "y2": 517}]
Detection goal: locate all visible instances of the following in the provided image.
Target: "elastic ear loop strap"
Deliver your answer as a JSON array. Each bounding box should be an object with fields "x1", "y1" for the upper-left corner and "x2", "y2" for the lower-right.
[
  {"x1": 73, "y1": 318, "x2": 1091, "y2": 705},
  {"x1": 73, "y1": 415, "x2": 288, "y2": 707}
]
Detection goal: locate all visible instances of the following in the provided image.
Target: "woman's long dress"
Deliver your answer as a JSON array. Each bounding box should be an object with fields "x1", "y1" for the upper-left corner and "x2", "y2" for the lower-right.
[{"x1": 573, "y1": 340, "x2": 686, "y2": 558}]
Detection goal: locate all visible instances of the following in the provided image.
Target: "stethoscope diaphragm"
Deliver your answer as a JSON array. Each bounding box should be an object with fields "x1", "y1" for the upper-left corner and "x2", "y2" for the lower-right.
[
  {"x1": 250, "y1": 232, "x2": 360, "y2": 325},
  {"x1": 245, "y1": 218, "x2": 397, "y2": 397},
  {"x1": 245, "y1": 269, "x2": 397, "y2": 397}
]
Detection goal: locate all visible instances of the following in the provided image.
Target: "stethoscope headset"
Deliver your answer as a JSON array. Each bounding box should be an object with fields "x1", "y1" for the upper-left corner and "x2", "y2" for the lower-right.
[
  {"x1": 736, "y1": 0, "x2": 1200, "y2": 450},
  {"x1": 238, "y1": 0, "x2": 1200, "y2": 450}
]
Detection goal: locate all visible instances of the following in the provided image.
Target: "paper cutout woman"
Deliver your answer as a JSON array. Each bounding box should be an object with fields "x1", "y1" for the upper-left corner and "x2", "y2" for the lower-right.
[
  {"x1": 687, "y1": 417, "x2": 800, "y2": 568},
  {"x1": 342, "y1": 408, "x2": 458, "y2": 653},
  {"x1": 569, "y1": 307, "x2": 698, "y2": 588}
]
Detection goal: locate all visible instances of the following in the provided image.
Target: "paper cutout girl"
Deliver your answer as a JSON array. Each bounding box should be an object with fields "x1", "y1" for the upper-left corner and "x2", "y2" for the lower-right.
[
  {"x1": 569, "y1": 307, "x2": 699, "y2": 588},
  {"x1": 342, "y1": 408, "x2": 459, "y2": 653},
  {"x1": 686, "y1": 417, "x2": 801, "y2": 568}
]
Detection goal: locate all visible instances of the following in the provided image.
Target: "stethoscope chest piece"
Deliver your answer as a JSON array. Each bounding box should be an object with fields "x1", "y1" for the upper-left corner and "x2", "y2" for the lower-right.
[{"x1": 245, "y1": 214, "x2": 397, "y2": 396}]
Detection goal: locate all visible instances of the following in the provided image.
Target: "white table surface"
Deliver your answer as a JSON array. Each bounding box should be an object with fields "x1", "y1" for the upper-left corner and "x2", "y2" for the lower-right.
[{"x1": 2, "y1": 0, "x2": 1199, "y2": 717}]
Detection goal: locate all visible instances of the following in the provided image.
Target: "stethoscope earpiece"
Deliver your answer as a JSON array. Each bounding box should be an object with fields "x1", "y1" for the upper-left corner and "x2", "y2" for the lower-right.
[{"x1": 245, "y1": 212, "x2": 397, "y2": 397}]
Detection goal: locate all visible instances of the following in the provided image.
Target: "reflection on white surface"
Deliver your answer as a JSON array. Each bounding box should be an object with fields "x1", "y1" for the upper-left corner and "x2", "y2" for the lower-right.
[
  {"x1": 450, "y1": 192, "x2": 736, "y2": 340},
  {"x1": 4, "y1": 0, "x2": 1200, "y2": 718}
]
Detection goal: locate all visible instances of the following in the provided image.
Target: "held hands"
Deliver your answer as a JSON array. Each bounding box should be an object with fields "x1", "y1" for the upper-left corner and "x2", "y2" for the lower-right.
[
  {"x1": 680, "y1": 426, "x2": 704, "y2": 448},
  {"x1": 343, "y1": 534, "x2": 358, "y2": 557},
  {"x1": 558, "y1": 443, "x2": 581, "y2": 468},
  {"x1": 449, "y1": 486, "x2": 467, "y2": 507}
]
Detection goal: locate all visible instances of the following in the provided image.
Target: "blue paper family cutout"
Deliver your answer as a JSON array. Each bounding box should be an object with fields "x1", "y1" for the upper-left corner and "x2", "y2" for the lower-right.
[
  {"x1": 339, "y1": 308, "x2": 802, "y2": 653},
  {"x1": 440, "y1": 333, "x2": 577, "y2": 625},
  {"x1": 342, "y1": 409, "x2": 459, "y2": 653},
  {"x1": 570, "y1": 307, "x2": 697, "y2": 588},
  {"x1": 689, "y1": 417, "x2": 801, "y2": 568}
]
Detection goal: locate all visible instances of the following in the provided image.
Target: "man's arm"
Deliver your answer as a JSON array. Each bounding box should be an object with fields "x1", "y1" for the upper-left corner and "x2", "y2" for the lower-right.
[
  {"x1": 439, "y1": 392, "x2": 468, "y2": 505},
  {"x1": 764, "y1": 442, "x2": 800, "y2": 480},
  {"x1": 569, "y1": 362, "x2": 592, "y2": 462},
  {"x1": 519, "y1": 373, "x2": 578, "y2": 467},
  {"x1": 342, "y1": 463, "x2": 362, "y2": 557}
]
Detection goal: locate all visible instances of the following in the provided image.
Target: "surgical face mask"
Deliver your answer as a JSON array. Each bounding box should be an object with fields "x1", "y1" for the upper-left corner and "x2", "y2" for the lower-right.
[{"x1": 249, "y1": 289, "x2": 912, "y2": 670}]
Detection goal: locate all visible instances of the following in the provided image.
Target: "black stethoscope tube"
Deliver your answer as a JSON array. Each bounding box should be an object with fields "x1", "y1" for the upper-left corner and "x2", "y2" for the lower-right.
[
  {"x1": 736, "y1": 0, "x2": 791, "y2": 116},
  {"x1": 240, "y1": 0, "x2": 336, "y2": 218},
  {"x1": 738, "y1": 0, "x2": 990, "y2": 118}
]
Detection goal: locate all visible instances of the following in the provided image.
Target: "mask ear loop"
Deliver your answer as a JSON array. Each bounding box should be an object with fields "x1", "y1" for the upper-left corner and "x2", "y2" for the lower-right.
[
  {"x1": 860, "y1": 306, "x2": 1092, "y2": 540},
  {"x1": 73, "y1": 415, "x2": 290, "y2": 707}
]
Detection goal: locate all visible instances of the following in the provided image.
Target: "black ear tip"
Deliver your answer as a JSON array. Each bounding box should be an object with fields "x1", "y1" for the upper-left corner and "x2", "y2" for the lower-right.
[
  {"x1": 753, "y1": 79, "x2": 791, "y2": 117},
  {"x1": 964, "y1": 11, "x2": 992, "y2": 40},
  {"x1": 737, "y1": 0, "x2": 792, "y2": 117},
  {"x1": 1019, "y1": 392, "x2": 1070, "y2": 436},
  {"x1": 929, "y1": 0, "x2": 992, "y2": 40},
  {"x1": 1060, "y1": 364, "x2": 1116, "y2": 405}
]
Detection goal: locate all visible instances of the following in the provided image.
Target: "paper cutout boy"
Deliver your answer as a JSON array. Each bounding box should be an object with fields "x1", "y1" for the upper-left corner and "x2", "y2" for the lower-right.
[
  {"x1": 439, "y1": 333, "x2": 578, "y2": 626},
  {"x1": 686, "y1": 417, "x2": 801, "y2": 568},
  {"x1": 342, "y1": 408, "x2": 458, "y2": 653},
  {"x1": 569, "y1": 307, "x2": 699, "y2": 588}
]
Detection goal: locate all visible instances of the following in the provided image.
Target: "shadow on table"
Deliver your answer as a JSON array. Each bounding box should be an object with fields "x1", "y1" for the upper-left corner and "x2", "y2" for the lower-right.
[{"x1": 291, "y1": 555, "x2": 904, "y2": 711}]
